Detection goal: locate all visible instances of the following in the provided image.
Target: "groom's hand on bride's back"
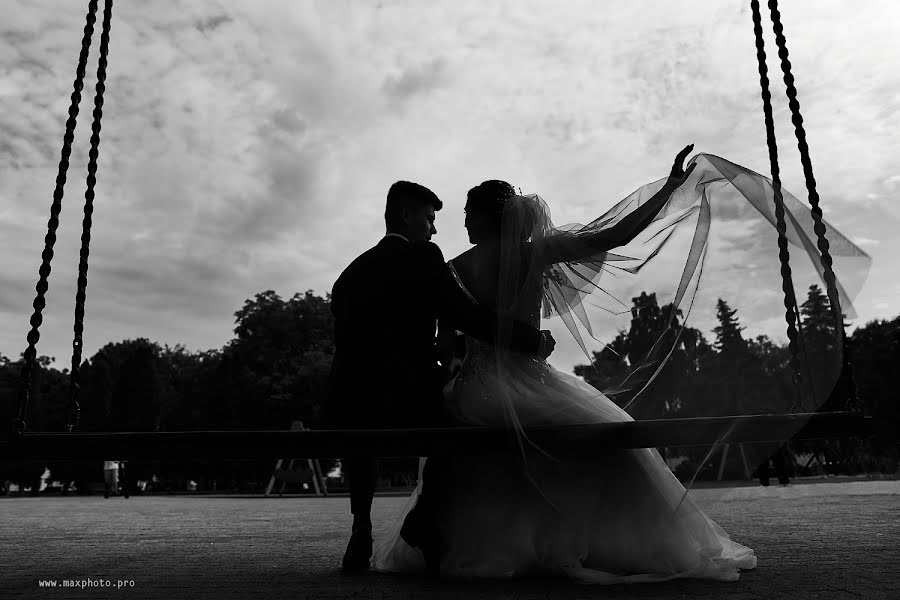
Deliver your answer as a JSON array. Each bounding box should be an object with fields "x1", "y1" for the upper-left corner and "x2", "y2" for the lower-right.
[{"x1": 538, "y1": 330, "x2": 556, "y2": 359}]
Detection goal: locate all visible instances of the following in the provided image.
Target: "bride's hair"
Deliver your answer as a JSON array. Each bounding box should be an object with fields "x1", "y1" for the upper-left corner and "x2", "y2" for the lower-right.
[{"x1": 467, "y1": 180, "x2": 516, "y2": 234}]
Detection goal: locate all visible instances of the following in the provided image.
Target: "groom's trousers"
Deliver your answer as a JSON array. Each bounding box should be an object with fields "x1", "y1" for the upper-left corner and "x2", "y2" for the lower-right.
[
  {"x1": 343, "y1": 457, "x2": 378, "y2": 526},
  {"x1": 343, "y1": 455, "x2": 447, "y2": 522}
]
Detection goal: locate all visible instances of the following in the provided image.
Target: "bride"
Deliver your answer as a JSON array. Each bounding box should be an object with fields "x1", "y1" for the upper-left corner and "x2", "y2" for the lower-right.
[{"x1": 373, "y1": 146, "x2": 868, "y2": 583}]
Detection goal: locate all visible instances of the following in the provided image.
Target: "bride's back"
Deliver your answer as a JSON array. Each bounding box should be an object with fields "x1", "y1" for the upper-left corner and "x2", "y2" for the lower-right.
[{"x1": 452, "y1": 241, "x2": 543, "y2": 327}]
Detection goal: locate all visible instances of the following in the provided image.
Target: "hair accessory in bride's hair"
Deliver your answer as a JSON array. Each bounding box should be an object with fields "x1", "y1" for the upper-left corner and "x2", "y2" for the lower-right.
[{"x1": 467, "y1": 180, "x2": 516, "y2": 227}]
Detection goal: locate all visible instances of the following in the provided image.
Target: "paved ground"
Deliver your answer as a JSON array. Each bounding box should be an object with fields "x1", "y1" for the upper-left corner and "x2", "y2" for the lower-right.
[{"x1": 1, "y1": 480, "x2": 898, "y2": 599}]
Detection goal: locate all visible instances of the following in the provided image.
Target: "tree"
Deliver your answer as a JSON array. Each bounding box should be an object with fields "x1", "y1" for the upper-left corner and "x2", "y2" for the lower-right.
[
  {"x1": 685, "y1": 299, "x2": 778, "y2": 418},
  {"x1": 76, "y1": 339, "x2": 165, "y2": 432},
  {"x1": 217, "y1": 290, "x2": 335, "y2": 430},
  {"x1": 712, "y1": 298, "x2": 746, "y2": 355},
  {"x1": 0, "y1": 352, "x2": 69, "y2": 494},
  {"x1": 0, "y1": 353, "x2": 70, "y2": 433},
  {"x1": 745, "y1": 335, "x2": 794, "y2": 413},
  {"x1": 155, "y1": 345, "x2": 222, "y2": 431},
  {"x1": 799, "y1": 284, "x2": 837, "y2": 340},
  {"x1": 574, "y1": 291, "x2": 707, "y2": 419},
  {"x1": 845, "y1": 317, "x2": 900, "y2": 472},
  {"x1": 798, "y1": 284, "x2": 845, "y2": 411},
  {"x1": 574, "y1": 333, "x2": 628, "y2": 404}
]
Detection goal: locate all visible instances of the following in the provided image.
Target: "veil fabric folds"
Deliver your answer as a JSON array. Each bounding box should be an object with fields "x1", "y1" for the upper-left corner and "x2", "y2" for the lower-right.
[{"x1": 494, "y1": 151, "x2": 871, "y2": 449}]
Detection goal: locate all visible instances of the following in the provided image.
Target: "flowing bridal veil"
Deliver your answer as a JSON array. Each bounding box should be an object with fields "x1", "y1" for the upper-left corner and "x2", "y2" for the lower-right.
[
  {"x1": 374, "y1": 152, "x2": 871, "y2": 582},
  {"x1": 499, "y1": 152, "x2": 870, "y2": 425}
]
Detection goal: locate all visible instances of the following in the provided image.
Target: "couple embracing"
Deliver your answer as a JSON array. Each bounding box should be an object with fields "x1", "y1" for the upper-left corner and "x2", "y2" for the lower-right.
[{"x1": 326, "y1": 145, "x2": 759, "y2": 584}]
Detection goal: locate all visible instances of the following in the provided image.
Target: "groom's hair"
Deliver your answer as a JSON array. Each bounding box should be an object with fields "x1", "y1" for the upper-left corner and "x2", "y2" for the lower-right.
[{"x1": 384, "y1": 181, "x2": 443, "y2": 231}]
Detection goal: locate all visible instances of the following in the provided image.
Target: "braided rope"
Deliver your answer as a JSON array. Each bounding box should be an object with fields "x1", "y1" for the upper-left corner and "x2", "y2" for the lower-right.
[
  {"x1": 14, "y1": 0, "x2": 100, "y2": 437},
  {"x1": 68, "y1": 0, "x2": 114, "y2": 433},
  {"x1": 767, "y1": 0, "x2": 853, "y2": 410},
  {"x1": 767, "y1": 0, "x2": 841, "y2": 320},
  {"x1": 749, "y1": 0, "x2": 809, "y2": 411}
]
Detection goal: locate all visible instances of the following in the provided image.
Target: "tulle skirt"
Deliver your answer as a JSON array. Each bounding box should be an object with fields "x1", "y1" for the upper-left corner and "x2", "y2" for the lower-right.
[{"x1": 373, "y1": 348, "x2": 757, "y2": 584}]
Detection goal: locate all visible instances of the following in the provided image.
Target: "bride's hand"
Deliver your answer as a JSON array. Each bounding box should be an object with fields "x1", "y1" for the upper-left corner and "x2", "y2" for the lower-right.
[{"x1": 669, "y1": 144, "x2": 696, "y2": 184}]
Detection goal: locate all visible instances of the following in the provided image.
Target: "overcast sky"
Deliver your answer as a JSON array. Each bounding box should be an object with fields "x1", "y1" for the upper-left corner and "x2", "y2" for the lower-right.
[{"x1": 1, "y1": 0, "x2": 898, "y2": 376}]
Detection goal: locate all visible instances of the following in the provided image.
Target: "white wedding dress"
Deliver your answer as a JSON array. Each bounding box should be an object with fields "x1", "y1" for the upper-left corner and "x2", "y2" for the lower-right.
[
  {"x1": 373, "y1": 153, "x2": 869, "y2": 583},
  {"x1": 373, "y1": 265, "x2": 757, "y2": 583}
]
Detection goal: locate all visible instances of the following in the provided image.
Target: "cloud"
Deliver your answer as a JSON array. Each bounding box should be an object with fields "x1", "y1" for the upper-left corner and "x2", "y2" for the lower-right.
[
  {"x1": 194, "y1": 14, "x2": 233, "y2": 34},
  {"x1": 883, "y1": 175, "x2": 900, "y2": 191},
  {"x1": 1, "y1": 0, "x2": 898, "y2": 374},
  {"x1": 383, "y1": 58, "x2": 449, "y2": 105}
]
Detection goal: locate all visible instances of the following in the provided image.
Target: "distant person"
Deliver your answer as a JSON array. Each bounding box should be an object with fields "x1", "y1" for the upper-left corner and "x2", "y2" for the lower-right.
[
  {"x1": 103, "y1": 460, "x2": 128, "y2": 498},
  {"x1": 103, "y1": 460, "x2": 119, "y2": 498},
  {"x1": 758, "y1": 444, "x2": 792, "y2": 487}
]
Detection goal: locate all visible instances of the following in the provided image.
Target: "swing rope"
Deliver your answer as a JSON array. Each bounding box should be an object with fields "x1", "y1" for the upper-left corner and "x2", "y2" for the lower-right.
[
  {"x1": 749, "y1": 0, "x2": 810, "y2": 411},
  {"x1": 767, "y1": 0, "x2": 842, "y2": 316},
  {"x1": 751, "y1": 0, "x2": 850, "y2": 412},
  {"x1": 69, "y1": 0, "x2": 113, "y2": 433},
  {"x1": 765, "y1": 0, "x2": 858, "y2": 412},
  {"x1": 12, "y1": 0, "x2": 113, "y2": 437}
]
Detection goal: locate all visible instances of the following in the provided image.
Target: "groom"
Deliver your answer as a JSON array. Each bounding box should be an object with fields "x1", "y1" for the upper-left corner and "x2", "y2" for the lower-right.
[{"x1": 327, "y1": 180, "x2": 555, "y2": 572}]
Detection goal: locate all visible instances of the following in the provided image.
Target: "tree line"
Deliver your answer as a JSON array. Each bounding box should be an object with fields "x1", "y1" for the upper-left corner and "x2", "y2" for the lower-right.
[
  {"x1": 1, "y1": 285, "x2": 897, "y2": 492},
  {"x1": 574, "y1": 285, "x2": 899, "y2": 479},
  {"x1": 1, "y1": 290, "x2": 336, "y2": 493}
]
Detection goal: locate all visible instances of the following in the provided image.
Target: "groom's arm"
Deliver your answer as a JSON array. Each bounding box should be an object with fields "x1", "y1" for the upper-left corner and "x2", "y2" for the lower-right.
[{"x1": 418, "y1": 243, "x2": 546, "y2": 355}]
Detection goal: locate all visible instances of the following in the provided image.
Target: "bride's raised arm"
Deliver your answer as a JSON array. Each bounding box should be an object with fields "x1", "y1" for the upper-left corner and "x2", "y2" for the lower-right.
[{"x1": 535, "y1": 144, "x2": 696, "y2": 267}]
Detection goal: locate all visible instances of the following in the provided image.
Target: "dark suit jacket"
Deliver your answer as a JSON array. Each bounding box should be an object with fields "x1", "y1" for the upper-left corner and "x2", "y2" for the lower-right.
[{"x1": 327, "y1": 236, "x2": 543, "y2": 429}]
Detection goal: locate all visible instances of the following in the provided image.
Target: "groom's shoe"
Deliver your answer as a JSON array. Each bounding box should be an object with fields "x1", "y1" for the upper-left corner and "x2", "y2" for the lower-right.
[{"x1": 341, "y1": 525, "x2": 373, "y2": 573}]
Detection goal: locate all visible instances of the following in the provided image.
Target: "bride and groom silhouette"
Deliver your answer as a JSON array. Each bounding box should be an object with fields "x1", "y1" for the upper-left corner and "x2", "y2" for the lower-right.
[{"x1": 327, "y1": 145, "x2": 769, "y2": 583}]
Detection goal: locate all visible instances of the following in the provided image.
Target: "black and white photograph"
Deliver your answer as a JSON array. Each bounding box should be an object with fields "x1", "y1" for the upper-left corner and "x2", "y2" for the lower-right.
[{"x1": 1, "y1": 1, "x2": 898, "y2": 598}]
